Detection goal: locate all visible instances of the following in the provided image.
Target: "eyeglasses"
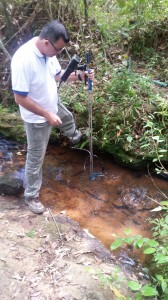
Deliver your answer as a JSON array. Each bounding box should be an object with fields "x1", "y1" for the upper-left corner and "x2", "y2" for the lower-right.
[{"x1": 48, "y1": 40, "x2": 64, "y2": 53}]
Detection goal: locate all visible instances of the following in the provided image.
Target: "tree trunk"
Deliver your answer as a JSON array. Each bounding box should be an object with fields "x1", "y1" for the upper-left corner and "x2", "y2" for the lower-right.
[
  {"x1": 83, "y1": 0, "x2": 88, "y2": 23},
  {"x1": 1, "y1": 0, "x2": 14, "y2": 37}
]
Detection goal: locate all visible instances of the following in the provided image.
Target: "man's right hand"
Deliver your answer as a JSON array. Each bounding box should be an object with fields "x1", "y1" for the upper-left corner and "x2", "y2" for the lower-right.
[
  {"x1": 45, "y1": 112, "x2": 62, "y2": 125},
  {"x1": 14, "y1": 94, "x2": 62, "y2": 126}
]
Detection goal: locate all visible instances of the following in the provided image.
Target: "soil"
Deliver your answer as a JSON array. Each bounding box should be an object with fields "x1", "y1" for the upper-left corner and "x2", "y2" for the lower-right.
[{"x1": 0, "y1": 194, "x2": 137, "y2": 300}]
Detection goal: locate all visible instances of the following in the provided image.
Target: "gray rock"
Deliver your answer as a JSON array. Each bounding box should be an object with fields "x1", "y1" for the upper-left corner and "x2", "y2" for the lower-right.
[{"x1": 0, "y1": 175, "x2": 23, "y2": 195}]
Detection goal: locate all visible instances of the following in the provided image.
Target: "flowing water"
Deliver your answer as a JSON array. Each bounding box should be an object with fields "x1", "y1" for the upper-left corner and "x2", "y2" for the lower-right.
[{"x1": 1, "y1": 137, "x2": 168, "y2": 270}]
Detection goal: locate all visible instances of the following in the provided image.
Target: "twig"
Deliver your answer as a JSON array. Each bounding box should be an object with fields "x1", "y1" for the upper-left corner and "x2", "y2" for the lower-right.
[
  {"x1": 145, "y1": 195, "x2": 160, "y2": 205},
  {"x1": 105, "y1": 0, "x2": 111, "y2": 6},
  {"x1": 100, "y1": 34, "x2": 108, "y2": 64},
  {"x1": 48, "y1": 208, "x2": 63, "y2": 241},
  {"x1": 47, "y1": 0, "x2": 53, "y2": 20},
  {"x1": 146, "y1": 167, "x2": 167, "y2": 199},
  {"x1": 0, "y1": 38, "x2": 11, "y2": 60},
  {"x1": 64, "y1": 47, "x2": 71, "y2": 60},
  {"x1": 4, "y1": 4, "x2": 42, "y2": 47}
]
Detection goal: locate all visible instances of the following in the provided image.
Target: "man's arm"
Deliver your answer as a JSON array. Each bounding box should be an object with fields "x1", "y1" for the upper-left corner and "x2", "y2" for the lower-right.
[
  {"x1": 14, "y1": 94, "x2": 62, "y2": 125},
  {"x1": 55, "y1": 69, "x2": 94, "y2": 82}
]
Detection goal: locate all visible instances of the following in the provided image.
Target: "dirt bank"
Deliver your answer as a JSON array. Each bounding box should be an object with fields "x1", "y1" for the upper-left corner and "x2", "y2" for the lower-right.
[{"x1": 0, "y1": 194, "x2": 141, "y2": 300}]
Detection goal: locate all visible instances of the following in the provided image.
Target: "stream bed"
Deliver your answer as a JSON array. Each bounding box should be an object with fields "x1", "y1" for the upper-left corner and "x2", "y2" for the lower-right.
[{"x1": 1, "y1": 137, "x2": 168, "y2": 272}]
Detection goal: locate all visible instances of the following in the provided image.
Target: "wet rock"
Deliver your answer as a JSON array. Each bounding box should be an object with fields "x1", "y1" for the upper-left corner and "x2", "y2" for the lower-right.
[
  {"x1": 0, "y1": 137, "x2": 19, "y2": 149},
  {"x1": 0, "y1": 137, "x2": 20, "y2": 162},
  {"x1": 0, "y1": 175, "x2": 23, "y2": 195},
  {"x1": 116, "y1": 186, "x2": 153, "y2": 210}
]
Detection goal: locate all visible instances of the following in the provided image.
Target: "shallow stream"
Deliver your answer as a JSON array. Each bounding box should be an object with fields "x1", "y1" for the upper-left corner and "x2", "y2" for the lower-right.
[{"x1": 1, "y1": 137, "x2": 168, "y2": 272}]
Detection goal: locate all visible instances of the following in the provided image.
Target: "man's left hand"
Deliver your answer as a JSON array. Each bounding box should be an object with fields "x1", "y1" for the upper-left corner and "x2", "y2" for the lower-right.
[{"x1": 84, "y1": 69, "x2": 94, "y2": 81}]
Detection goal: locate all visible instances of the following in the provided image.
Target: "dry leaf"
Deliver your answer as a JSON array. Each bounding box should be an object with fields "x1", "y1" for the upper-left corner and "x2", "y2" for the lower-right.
[
  {"x1": 16, "y1": 152, "x2": 22, "y2": 156},
  {"x1": 110, "y1": 286, "x2": 126, "y2": 299},
  {"x1": 12, "y1": 273, "x2": 23, "y2": 280},
  {"x1": 150, "y1": 206, "x2": 162, "y2": 212},
  {"x1": 83, "y1": 228, "x2": 95, "y2": 238},
  {"x1": 30, "y1": 290, "x2": 42, "y2": 297},
  {"x1": 60, "y1": 210, "x2": 66, "y2": 214}
]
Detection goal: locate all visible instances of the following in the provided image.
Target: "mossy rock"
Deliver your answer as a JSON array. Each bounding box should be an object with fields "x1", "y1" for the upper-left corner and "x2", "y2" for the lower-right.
[
  {"x1": 0, "y1": 109, "x2": 26, "y2": 143},
  {"x1": 0, "y1": 108, "x2": 60, "y2": 144},
  {"x1": 103, "y1": 141, "x2": 168, "y2": 170},
  {"x1": 103, "y1": 143, "x2": 151, "y2": 169}
]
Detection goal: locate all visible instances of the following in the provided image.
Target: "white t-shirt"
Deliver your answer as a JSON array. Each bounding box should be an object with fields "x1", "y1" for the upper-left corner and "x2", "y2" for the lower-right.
[{"x1": 11, "y1": 37, "x2": 61, "y2": 123}]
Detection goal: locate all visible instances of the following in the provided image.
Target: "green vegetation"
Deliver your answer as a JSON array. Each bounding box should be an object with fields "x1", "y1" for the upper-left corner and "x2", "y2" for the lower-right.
[
  {"x1": 0, "y1": 105, "x2": 60, "y2": 143},
  {"x1": 0, "y1": 105, "x2": 25, "y2": 142},
  {"x1": 60, "y1": 67, "x2": 168, "y2": 171},
  {"x1": 109, "y1": 201, "x2": 168, "y2": 299},
  {"x1": 1, "y1": 1, "x2": 167, "y2": 170},
  {"x1": 95, "y1": 200, "x2": 168, "y2": 299}
]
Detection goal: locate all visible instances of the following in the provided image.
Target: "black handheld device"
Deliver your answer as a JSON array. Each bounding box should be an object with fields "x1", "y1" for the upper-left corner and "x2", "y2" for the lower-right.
[{"x1": 59, "y1": 54, "x2": 80, "y2": 88}]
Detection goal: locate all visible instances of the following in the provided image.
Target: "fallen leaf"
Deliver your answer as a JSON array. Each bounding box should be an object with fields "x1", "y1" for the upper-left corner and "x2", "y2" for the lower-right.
[
  {"x1": 83, "y1": 228, "x2": 95, "y2": 238},
  {"x1": 30, "y1": 290, "x2": 42, "y2": 297},
  {"x1": 76, "y1": 257, "x2": 85, "y2": 264},
  {"x1": 12, "y1": 273, "x2": 23, "y2": 280},
  {"x1": 110, "y1": 286, "x2": 126, "y2": 299},
  {"x1": 16, "y1": 152, "x2": 22, "y2": 156},
  {"x1": 60, "y1": 210, "x2": 66, "y2": 214},
  {"x1": 150, "y1": 206, "x2": 162, "y2": 212}
]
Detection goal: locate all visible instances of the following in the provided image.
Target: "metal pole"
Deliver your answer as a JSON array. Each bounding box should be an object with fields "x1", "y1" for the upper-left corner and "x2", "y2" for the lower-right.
[
  {"x1": 88, "y1": 89, "x2": 93, "y2": 175},
  {"x1": 86, "y1": 52, "x2": 94, "y2": 176}
]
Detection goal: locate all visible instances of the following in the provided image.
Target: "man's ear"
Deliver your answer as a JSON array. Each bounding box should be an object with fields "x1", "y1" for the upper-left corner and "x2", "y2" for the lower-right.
[{"x1": 44, "y1": 39, "x2": 49, "y2": 46}]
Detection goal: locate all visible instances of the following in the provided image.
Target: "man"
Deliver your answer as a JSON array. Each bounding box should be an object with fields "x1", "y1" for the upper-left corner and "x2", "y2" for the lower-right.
[{"x1": 11, "y1": 20, "x2": 94, "y2": 214}]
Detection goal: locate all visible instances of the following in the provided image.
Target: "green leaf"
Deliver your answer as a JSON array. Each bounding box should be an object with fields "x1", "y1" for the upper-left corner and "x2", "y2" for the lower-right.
[
  {"x1": 145, "y1": 121, "x2": 153, "y2": 128},
  {"x1": 161, "y1": 281, "x2": 167, "y2": 292},
  {"x1": 124, "y1": 228, "x2": 132, "y2": 236},
  {"x1": 160, "y1": 229, "x2": 168, "y2": 236},
  {"x1": 146, "y1": 240, "x2": 159, "y2": 247},
  {"x1": 135, "y1": 295, "x2": 143, "y2": 300},
  {"x1": 117, "y1": 0, "x2": 126, "y2": 8},
  {"x1": 142, "y1": 237, "x2": 150, "y2": 243},
  {"x1": 155, "y1": 274, "x2": 163, "y2": 281},
  {"x1": 140, "y1": 144, "x2": 150, "y2": 148},
  {"x1": 158, "y1": 149, "x2": 167, "y2": 153},
  {"x1": 160, "y1": 201, "x2": 168, "y2": 206},
  {"x1": 80, "y1": 140, "x2": 89, "y2": 149},
  {"x1": 110, "y1": 239, "x2": 123, "y2": 250},
  {"x1": 141, "y1": 285, "x2": 158, "y2": 296},
  {"x1": 143, "y1": 248, "x2": 156, "y2": 254},
  {"x1": 135, "y1": 239, "x2": 144, "y2": 248},
  {"x1": 128, "y1": 281, "x2": 141, "y2": 291},
  {"x1": 165, "y1": 215, "x2": 168, "y2": 224},
  {"x1": 157, "y1": 256, "x2": 168, "y2": 264},
  {"x1": 127, "y1": 135, "x2": 133, "y2": 143},
  {"x1": 25, "y1": 230, "x2": 36, "y2": 238},
  {"x1": 152, "y1": 136, "x2": 160, "y2": 141},
  {"x1": 124, "y1": 237, "x2": 134, "y2": 244}
]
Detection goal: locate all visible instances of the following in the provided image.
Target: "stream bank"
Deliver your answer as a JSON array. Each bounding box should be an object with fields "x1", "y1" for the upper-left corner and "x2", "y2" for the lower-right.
[
  {"x1": 0, "y1": 194, "x2": 145, "y2": 300},
  {"x1": 0, "y1": 136, "x2": 168, "y2": 299}
]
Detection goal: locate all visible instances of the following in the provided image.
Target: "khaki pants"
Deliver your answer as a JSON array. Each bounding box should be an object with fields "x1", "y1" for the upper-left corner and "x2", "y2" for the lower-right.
[
  {"x1": 24, "y1": 102, "x2": 81, "y2": 199},
  {"x1": 24, "y1": 121, "x2": 52, "y2": 199},
  {"x1": 57, "y1": 101, "x2": 81, "y2": 144}
]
